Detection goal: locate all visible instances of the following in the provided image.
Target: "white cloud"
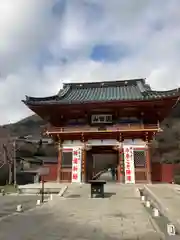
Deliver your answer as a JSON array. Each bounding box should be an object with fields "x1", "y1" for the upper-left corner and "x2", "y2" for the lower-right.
[
  {"x1": 0, "y1": 0, "x2": 57, "y2": 75},
  {"x1": 0, "y1": 0, "x2": 180, "y2": 124}
]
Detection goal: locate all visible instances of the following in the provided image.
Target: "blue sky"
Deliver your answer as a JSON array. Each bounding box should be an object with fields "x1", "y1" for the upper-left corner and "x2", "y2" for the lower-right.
[
  {"x1": 90, "y1": 44, "x2": 131, "y2": 62},
  {"x1": 0, "y1": 0, "x2": 180, "y2": 124}
]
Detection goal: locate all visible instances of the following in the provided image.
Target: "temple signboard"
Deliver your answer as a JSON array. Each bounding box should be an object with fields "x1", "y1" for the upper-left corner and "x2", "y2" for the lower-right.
[
  {"x1": 71, "y1": 147, "x2": 82, "y2": 183},
  {"x1": 123, "y1": 145, "x2": 135, "y2": 184},
  {"x1": 91, "y1": 114, "x2": 112, "y2": 124}
]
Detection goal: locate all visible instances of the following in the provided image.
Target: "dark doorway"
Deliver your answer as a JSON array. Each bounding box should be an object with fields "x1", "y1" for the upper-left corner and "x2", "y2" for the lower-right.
[{"x1": 86, "y1": 146, "x2": 118, "y2": 182}]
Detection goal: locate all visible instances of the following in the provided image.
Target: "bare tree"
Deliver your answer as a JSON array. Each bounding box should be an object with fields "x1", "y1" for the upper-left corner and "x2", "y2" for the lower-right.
[
  {"x1": 0, "y1": 127, "x2": 14, "y2": 184},
  {"x1": 2, "y1": 142, "x2": 14, "y2": 184}
]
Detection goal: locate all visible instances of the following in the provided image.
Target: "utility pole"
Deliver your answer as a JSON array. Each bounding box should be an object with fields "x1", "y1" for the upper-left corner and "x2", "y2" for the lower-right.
[
  {"x1": 41, "y1": 175, "x2": 44, "y2": 203},
  {"x1": 13, "y1": 140, "x2": 16, "y2": 186}
]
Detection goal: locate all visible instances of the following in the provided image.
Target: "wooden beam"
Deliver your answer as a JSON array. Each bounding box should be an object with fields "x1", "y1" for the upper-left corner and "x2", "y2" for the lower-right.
[{"x1": 46, "y1": 123, "x2": 160, "y2": 135}]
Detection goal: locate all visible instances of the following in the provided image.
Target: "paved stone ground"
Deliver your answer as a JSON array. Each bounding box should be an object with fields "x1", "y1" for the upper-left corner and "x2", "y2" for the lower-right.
[
  {"x1": 0, "y1": 184, "x2": 162, "y2": 240},
  {"x1": 0, "y1": 195, "x2": 45, "y2": 218}
]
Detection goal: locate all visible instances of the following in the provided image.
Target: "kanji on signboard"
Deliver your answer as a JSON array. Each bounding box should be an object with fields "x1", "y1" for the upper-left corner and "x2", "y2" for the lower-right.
[
  {"x1": 73, "y1": 150, "x2": 78, "y2": 155},
  {"x1": 127, "y1": 175, "x2": 131, "y2": 181},
  {"x1": 126, "y1": 169, "x2": 131, "y2": 175},
  {"x1": 126, "y1": 165, "x2": 130, "y2": 170},
  {"x1": 72, "y1": 173, "x2": 78, "y2": 180},
  {"x1": 125, "y1": 153, "x2": 130, "y2": 159},
  {"x1": 125, "y1": 148, "x2": 129, "y2": 153},
  {"x1": 72, "y1": 166, "x2": 78, "y2": 172},
  {"x1": 73, "y1": 158, "x2": 78, "y2": 164}
]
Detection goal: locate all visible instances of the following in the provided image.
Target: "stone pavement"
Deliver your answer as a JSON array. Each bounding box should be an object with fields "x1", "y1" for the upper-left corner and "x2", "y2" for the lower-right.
[
  {"x1": 0, "y1": 195, "x2": 45, "y2": 218},
  {"x1": 0, "y1": 184, "x2": 162, "y2": 240},
  {"x1": 145, "y1": 184, "x2": 180, "y2": 234}
]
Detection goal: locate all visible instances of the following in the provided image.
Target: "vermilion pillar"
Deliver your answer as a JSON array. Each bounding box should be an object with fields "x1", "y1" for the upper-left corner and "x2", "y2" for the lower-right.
[
  {"x1": 146, "y1": 142, "x2": 151, "y2": 183},
  {"x1": 57, "y1": 141, "x2": 62, "y2": 182},
  {"x1": 81, "y1": 146, "x2": 86, "y2": 182},
  {"x1": 119, "y1": 147, "x2": 124, "y2": 183},
  {"x1": 117, "y1": 148, "x2": 120, "y2": 182}
]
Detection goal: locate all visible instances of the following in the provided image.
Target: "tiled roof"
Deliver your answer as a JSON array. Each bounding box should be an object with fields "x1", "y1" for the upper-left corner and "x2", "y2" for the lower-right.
[
  {"x1": 23, "y1": 79, "x2": 180, "y2": 105},
  {"x1": 19, "y1": 156, "x2": 57, "y2": 163}
]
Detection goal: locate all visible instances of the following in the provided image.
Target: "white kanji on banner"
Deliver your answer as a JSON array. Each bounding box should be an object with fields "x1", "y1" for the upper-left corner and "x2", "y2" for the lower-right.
[
  {"x1": 71, "y1": 147, "x2": 82, "y2": 183},
  {"x1": 123, "y1": 145, "x2": 135, "y2": 184}
]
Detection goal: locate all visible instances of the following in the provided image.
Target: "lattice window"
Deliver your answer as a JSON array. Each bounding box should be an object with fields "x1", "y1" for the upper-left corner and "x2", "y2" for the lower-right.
[{"x1": 134, "y1": 150, "x2": 146, "y2": 168}]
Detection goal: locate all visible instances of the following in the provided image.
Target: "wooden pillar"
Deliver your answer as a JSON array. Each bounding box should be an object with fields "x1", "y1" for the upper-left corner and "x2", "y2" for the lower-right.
[
  {"x1": 118, "y1": 134, "x2": 124, "y2": 183},
  {"x1": 81, "y1": 145, "x2": 86, "y2": 182},
  {"x1": 117, "y1": 148, "x2": 120, "y2": 182},
  {"x1": 145, "y1": 132, "x2": 151, "y2": 183},
  {"x1": 57, "y1": 140, "x2": 62, "y2": 182},
  {"x1": 146, "y1": 139, "x2": 151, "y2": 183},
  {"x1": 119, "y1": 147, "x2": 124, "y2": 183},
  {"x1": 146, "y1": 143, "x2": 151, "y2": 183},
  {"x1": 116, "y1": 144, "x2": 124, "y2": 183}
]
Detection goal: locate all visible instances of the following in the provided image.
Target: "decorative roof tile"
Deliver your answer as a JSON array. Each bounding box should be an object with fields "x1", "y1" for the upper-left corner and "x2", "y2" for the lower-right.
[{"x1": 23, "y1": 79, "x2": 180, "y2": 105}]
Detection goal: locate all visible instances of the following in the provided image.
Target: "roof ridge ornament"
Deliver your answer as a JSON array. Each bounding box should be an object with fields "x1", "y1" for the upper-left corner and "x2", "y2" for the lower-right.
[
  {"x1": 58, "y1": 84, "x2": 71, "y2": 98},
  {"x1": 137, "y1": 80, "x2": 146, "y2": 93}
]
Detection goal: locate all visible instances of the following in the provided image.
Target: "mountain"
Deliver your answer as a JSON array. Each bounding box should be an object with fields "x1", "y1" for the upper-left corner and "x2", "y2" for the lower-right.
[
  {"x1": 1, "y1": 115, "x2": 57, "y2": 158},
  {"x1": 2, "y1": 115, "x2": 46, "y2": 138}
]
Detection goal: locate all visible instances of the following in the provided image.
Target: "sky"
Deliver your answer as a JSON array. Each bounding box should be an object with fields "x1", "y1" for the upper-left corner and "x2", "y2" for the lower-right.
[{"x1": 0, "y1": 0, "x2": 180, "y2": 125}]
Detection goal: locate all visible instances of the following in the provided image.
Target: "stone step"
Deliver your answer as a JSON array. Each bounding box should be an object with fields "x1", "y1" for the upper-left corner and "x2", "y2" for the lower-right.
[{"x1": 18, "y1": 183, "x2": 66, "y2": 194}]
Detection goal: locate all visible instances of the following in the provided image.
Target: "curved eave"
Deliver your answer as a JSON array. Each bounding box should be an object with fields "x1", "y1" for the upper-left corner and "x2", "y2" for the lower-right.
[
  {"x1": 22, "y1": 94, "x2": 180, "y2": 107},
  {"x1": 145, "y1": 88, "x2": 180, "y2": 98},
  {"x1": 24, "y1": 94, "x2": 59, "y2": 102},
  {"x1": 22, "y1": 84, "x2": 71, "y2": 105}
]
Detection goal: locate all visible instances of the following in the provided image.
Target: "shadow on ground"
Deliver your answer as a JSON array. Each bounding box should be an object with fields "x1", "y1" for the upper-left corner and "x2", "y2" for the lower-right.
[
  {"x1": 65, "y1": 192, "x2": 116, "y2": 199},
  {"x1": 104, "y1": 192, "x2": 116, "y2": 198}
]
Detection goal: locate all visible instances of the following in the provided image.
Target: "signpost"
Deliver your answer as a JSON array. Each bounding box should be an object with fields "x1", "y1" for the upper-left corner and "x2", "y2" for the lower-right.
[{"x1": 39, "y1": 167, "x2": 49, "y2": 203}]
